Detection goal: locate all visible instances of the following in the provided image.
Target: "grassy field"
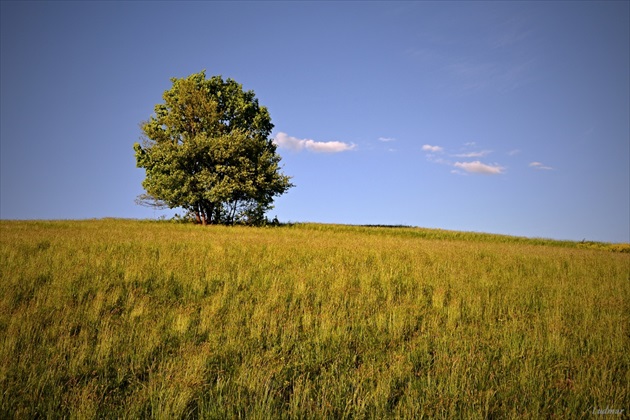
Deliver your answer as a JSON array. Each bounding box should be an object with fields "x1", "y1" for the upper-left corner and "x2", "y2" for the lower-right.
[{"x1": 1, "y1": 219, "x2": 628, "y2": 418}]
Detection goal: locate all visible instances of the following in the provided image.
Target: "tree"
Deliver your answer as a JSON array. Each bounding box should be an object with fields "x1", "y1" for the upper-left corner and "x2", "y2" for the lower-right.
[{"x1": 134, "y1": 71, "x2": 293, "y2": 225}]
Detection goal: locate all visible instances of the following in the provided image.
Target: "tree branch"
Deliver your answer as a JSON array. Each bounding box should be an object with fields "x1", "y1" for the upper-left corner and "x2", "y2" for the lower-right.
[{"x1": 134, "y1": 194, "x2": 170, "y2": 210}]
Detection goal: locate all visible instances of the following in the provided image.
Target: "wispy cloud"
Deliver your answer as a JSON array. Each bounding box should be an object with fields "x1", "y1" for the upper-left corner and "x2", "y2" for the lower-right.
[
  {"x1": 491, "y1": 17, "x2": 534, "y2": 49},
  {"x1": 452, "y1": 150, "x2": 492, "y2": 158},
  {"x1": 421, "y1": 143, "x2": 505, "y2": 175},
  {"x1": 507, "y1": 149, "x2": 521, "y2": 156},
  {"x1": 454, "y1": 161, "x2": 505, "y2": 175},
  {"x1": 445, "y1": 58, "x2": 536, "y2": 94},
  {"x1": 274, "y1": 132, "x2": 356, "y2": 153},
  {"x1": 406, "y1": 14, "x2": 537, "y2": 96},
  {"x1": 378, "y1": 137, "x2": 396, "y2": 142},
  {"x1": 422, "y1": 144, "x2": 443, "y2": 153},
  {"x1": 529, "y1": 162, "x2": 554, "y2": 170}
]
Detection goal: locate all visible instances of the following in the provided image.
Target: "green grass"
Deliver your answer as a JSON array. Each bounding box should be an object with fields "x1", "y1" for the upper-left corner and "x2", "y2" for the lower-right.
[{"x1": 1, "y1": 219, "x2": 628, "y2": 418}]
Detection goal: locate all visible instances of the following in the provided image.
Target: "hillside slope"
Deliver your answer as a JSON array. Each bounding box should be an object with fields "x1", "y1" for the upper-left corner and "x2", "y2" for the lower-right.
[{"x1": 1, "y1": 220, "x2": 628, "y2": 417}]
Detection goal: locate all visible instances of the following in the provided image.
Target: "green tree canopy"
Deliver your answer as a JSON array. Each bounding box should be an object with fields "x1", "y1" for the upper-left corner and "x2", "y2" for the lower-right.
[{"x1": 134, "y1": 71, "x2": 293, "y2": 225}]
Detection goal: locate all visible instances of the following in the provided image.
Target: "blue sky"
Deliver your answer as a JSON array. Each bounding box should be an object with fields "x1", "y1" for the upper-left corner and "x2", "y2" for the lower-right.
[{"x1": 1, "y1": 1, "x2": 628, "y2": 243}]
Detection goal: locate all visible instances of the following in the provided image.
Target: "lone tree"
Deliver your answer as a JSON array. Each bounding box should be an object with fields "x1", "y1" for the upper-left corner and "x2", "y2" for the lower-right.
[{"x1": 134, "y1": 71, "x2": 293, "y2": 225}]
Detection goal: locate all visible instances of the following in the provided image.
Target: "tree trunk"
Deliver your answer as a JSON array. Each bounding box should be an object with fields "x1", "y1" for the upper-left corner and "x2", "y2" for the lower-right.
[{"x1": 207, "y1": 203, "x2": 214, "y2": 225}]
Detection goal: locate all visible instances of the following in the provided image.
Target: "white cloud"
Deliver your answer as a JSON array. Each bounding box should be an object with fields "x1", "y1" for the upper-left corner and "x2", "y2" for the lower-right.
[
  {"x1": 451, "y1": 169, "x2": 468, "y2": 176},
  {"x1": 507, "y1": 149, "x2": 521, "y2": 156},
  {"x1": 304, "y1": 139, "x2": 356, "y2": 153},
  {"x1": 454, "y1": 161, "x2": 505, "y2": 175},
  {"x1": 274, "y1": 132, "x2": 356, "y2": 153},
  {"x1": 529, "y1": 162, "x2": 553, "y2": 170},
  {"x1": 422, "y1": 144, "x2": 443, "y2": 153},
  {"x1": 378, "y1": 137, "x2": 396, "y2": 142},
  {"x1": 422, "y1": 143, "x2": 506, "y2": 175},
  {"x1": 453, "y1": 150, "x2": 492, "y2": 158}
]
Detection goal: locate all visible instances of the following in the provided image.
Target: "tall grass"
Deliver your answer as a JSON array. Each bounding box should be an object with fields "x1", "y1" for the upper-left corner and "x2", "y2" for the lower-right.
[{"x1": 1, "y1": 219, "x2": 628, "y2": 418}]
